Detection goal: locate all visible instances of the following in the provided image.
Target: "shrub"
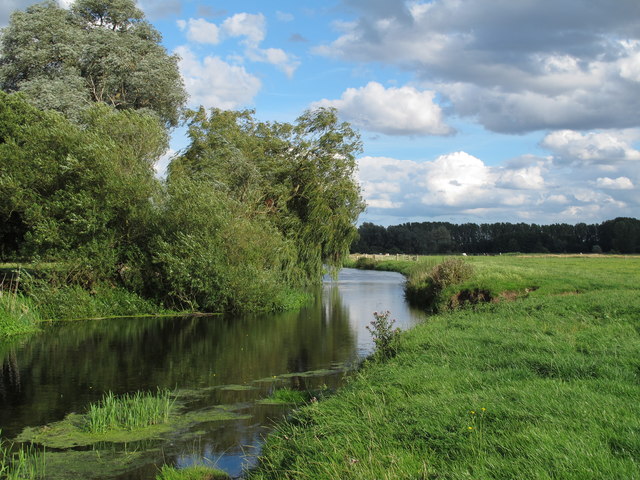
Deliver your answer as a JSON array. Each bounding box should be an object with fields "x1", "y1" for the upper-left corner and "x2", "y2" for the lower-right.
[
  {"x1": 366, "y1": 310, "x2": 401, "y2": 360},
  {"x1": 405, "y1": 258, "x2": 474, "y2": 310}
]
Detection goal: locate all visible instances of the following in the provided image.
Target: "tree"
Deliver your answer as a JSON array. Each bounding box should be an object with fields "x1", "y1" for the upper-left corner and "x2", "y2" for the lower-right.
[
  {"x1": 0, "y1": 0, "x2": 186, "y2": 126},
  {"x1": 0, "y1": 92, "x2": 164, "y2": 281},
  {"x1": 171, "y1": 107, "x2": 365, "y2": 284}
]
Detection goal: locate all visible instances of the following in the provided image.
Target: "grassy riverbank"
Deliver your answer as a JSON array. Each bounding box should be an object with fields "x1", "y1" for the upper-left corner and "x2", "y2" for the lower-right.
[{"x1": 249, "y1": 255, "x2": 640, "y2": 479}]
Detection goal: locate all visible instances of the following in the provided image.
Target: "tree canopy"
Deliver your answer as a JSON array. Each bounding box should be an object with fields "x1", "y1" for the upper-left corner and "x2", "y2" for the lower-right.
[
  {"x1": 351, "y1": 218, "x2": 640, "y2": 255},
  {"x1": 0, "y1": 0, "x2": 186, "y2": 126}
]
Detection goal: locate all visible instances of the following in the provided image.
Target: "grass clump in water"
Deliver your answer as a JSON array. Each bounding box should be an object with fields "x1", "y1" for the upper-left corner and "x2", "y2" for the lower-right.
[
  {"x1": 156, "y1": 464, "x2": 230, "y2": 480},
  {"x1": 85, "y1": 389, "x2": 175, "y2": 433},
  {"x1": 0, "y1": 431, "x2": 46, "y2": 479}
]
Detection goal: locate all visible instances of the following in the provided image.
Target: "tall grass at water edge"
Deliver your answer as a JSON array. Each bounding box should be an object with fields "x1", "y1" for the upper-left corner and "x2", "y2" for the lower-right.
[
  {"x1": 155, "y1": 464, "x2": 230, "y2": 480},
  {"x1": 0, "y1": 273, "x2": 41, "y2": 337},
  {"x1": 249, "y1": 255, "x2": 640, "y2": 479},
  {"x1": 0, "y1": 431, "x2": 45, "y2": 479},
  {"x1": 85, "y1": 389, "x2": 175, "y2": 433}
]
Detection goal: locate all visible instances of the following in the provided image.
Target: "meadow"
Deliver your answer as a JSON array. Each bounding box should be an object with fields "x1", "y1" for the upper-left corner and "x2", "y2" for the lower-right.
[{"x1": 249, "y1": 255, "x2": 640, "y2": 479}]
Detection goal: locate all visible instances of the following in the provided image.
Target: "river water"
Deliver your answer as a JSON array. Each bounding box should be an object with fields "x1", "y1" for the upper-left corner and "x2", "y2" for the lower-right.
[{"x1": 0, "y1": 268, "x2": 425, "y2": 479}]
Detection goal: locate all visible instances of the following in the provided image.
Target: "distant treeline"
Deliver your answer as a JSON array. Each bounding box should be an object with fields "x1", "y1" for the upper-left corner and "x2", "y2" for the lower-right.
[{"x1": 351, "y1": 217, "x2": 640, "y2": 254}]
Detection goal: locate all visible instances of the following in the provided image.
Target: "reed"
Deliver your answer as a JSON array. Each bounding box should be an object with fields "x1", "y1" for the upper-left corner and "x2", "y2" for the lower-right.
[
  {"x1": 0, "y1": 431, "x2": 46, "y2": 480},
  {"x1": 85, "y1": 389, "x2": 175, "y2": 433},
  {"x1": 0, "y1": 272, "x2": 41, "y2": 337}
]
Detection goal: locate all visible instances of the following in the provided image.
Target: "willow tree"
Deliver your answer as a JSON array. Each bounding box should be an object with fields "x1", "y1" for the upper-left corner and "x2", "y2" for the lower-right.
[
  {"x1": 169, "y1": 107, "x2": 365, "y2": 285},
  {"x1": 0, "y1": 0, "x2": 186, "y2": 126}
]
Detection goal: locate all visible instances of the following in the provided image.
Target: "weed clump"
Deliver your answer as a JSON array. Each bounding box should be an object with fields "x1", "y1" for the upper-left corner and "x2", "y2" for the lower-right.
[
  {"x1": 405, "y1": 258, "x2": 474, "y2": 310},
  {"x1": 156, "y1": 464, "x2": 230, "y2": 480},
  {"x1": 367, "y1": 310, "x2": 401, "y2": 360},
  {"x1": 0, "y1": 431, "x2": 46, "y2": 479},
  {"x1": 85, "y1": 389, "x2": 175, "y2": 433}
]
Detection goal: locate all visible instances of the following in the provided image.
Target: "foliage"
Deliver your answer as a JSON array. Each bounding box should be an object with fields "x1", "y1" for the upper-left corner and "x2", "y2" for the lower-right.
[
  {"x1": 366, "y1": 310, "x2": 401, "y2": 360},
  {"x1": 0, "y1": 93, "x2": 162, "y2": 267},
  {"x1": 149, "y1": 177, "x2": 298, "y2": 312},
  {"x1": 171, "y1": 107, "x2": 364, "y2": 285},
  {"x1": 85, "y1": 389, "x2": 174, "y2": 433},
  {"x1": 405, "y1": 258, "x2": 474, "y2": 310},
  {"x1": 0, "y1": 272, "x2": 41, "y2": 337},
  {"x1": 0, "y1": 0, "x2": 186, "y2": 126},
  {"x1": 249, "y1": 256, "x2": 640, "y2": 480},
  {"x1": 352, "y1": 218, "x2": 640, "y2": 254}
]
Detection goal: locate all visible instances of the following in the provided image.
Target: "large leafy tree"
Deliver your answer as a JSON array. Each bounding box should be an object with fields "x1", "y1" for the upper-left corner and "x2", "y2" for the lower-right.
[
  {"x1": 170, "y1": 107, "x2": 365, "y2": 284},
  {"x1": 0, "y1": 92, "x2": 165, "y2": 279},
  {"x1": 0, "y1": 0, "x2": 186, "y2": 126}
]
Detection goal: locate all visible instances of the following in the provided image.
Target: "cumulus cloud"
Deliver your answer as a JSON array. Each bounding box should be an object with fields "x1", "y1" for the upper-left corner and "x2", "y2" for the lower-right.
[
  {"x1": 313, "y1": 82, "x2": 453, "y2": 136},
  {"x1": 175, "y1": 46, "x2": 261, "y2": 110},
  {"x1": 177, "y1": 18, "x2": 220, "y2": 44},
  {"x1": 317, "y1": 0, "x2": 640, "y2": 133},
  {"x1": 541, "y1": 130, "x2": 640, "y2": 165},
  {"x1": 357, "y1": 149, "x2": 639, "y2": 225},
  {"x1": 595, "y1": 177, "x2": 634, "y2": 190},
  {"x1": 177, "y1": 12, "x2": 299, "y2": 77}
]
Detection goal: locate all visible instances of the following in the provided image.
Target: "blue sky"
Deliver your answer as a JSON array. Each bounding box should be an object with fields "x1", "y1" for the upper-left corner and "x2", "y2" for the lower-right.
[{"x1": 3, "y1": 0, "x2": 640, "y2": 226}]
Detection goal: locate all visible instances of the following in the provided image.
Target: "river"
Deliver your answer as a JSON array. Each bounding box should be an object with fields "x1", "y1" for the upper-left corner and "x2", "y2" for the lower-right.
[{"x1": 0, "y1": 268, "x2": 425, "y2": 479}]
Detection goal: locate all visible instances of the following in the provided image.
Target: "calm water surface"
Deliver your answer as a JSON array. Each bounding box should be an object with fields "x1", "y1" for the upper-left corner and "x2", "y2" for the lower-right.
[{"x1": 0, "y1": 269, "x2": 425, "y2": 479}]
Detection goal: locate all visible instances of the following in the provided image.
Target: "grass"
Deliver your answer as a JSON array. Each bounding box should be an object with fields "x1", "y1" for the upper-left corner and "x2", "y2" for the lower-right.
[
  {"x1": 0, "y1": 432, "x2": 46, "y2": 479},
  {"x1": 156, "y1": 465, "x2": 230, "y2": 480},
  {"x1": 249, "y1": 255, "x2": 640, "y2": 479},
  {"x1": 0, "y1": 273, "x2": 41, "y2": 337},
  {"x1": 85, "y1": 389, "x2": 175, "y2": 434}
]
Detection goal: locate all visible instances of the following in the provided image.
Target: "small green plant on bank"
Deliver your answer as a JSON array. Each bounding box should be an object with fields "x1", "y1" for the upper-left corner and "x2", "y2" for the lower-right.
[
  {"x1": 156, "y1": 464, "x2": 230, "y2": 480},
  {"x1": 85, "y1": 389, "x2": 175, "y2": 433},
  {"x1": 366, "y1": 310, "x2": 401, "y2": 359},
  {"x1": 0, "y1": 431, "x2": 46, "y2": 479}
]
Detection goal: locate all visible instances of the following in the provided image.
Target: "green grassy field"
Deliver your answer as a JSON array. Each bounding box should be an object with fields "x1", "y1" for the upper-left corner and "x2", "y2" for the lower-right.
[{"x1": 249, "y1": 255, "x2": 640, "y2": 479}]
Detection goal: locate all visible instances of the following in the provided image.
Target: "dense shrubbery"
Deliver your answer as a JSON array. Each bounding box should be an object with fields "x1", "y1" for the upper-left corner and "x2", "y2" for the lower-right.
[
  {"x1": 405, "y1": 258, "x2": 474, "y2": 310},
  {"x1": 0, "y1": 0, "x2": 363, "y2": 319},
  {"x1": 0, "y1": 93, "x2": 362, "y2": 317}
]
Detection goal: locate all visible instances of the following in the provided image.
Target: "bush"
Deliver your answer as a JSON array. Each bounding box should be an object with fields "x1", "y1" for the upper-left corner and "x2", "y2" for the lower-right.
[
  {"x1": 405, "y1": 258, "x2": 474, "y2": 311},
  {"x1": 367, "y1": 310, "x2": 401, "y2": 360}
]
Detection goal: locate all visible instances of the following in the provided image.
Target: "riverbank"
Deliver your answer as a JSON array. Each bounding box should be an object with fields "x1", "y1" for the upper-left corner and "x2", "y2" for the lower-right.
[
  {"x1": 248, "y1": 255, "x2": 640, "y2": 479},
  {"x1": 0, "y1": 263, "x2": 310, "y2": 338}
]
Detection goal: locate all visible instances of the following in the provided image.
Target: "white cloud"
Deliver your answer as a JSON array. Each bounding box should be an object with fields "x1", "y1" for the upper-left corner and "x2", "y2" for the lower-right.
[
  {"x1": 319, "y1": 0, "x2": 640, "y2": 133},
  {"x1": 313, "y1": 82, "x2": 453, "y2": 136},
  {"x1": 176, "y1": 12, "x2": 299, "y2": 77},
  {"x1": 175, "y1": 46, "x2": 261, "y2": 110},
  {"x1": 247, "y1": 47, "x2": 300, "y2": 78},
  {"x1": 357, "y1": 148, "x2": 639, "y2": 225},
  {"x1": 222, "y1": 12, "x2": 266, "y2": 48},
  {"x1": 177, "y1": 18, "x2": 220, "y2": 44},
  {"x1": 595, "y1": 177, "x2": 634, "y2": 190},
  {"x1": 154, "y1": 148, "x2": 176, "y2": 178},
  {"x1": 541, "y1": 130, "x2": 640, "y2": 165}
]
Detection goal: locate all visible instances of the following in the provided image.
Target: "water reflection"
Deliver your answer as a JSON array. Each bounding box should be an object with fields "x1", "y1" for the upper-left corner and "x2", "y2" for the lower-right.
[{"x1": 0, "y1": 268, "x2": 425, "y2": 479}]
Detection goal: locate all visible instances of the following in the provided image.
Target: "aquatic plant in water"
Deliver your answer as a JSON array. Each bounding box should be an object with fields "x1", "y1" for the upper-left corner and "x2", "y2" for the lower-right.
[
  {"x1": 0, "y1": 431, "x2": 46, "y2": 479},
  {"x1": 85, "y1": 389, "x2": 175, "y2": 433}
]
